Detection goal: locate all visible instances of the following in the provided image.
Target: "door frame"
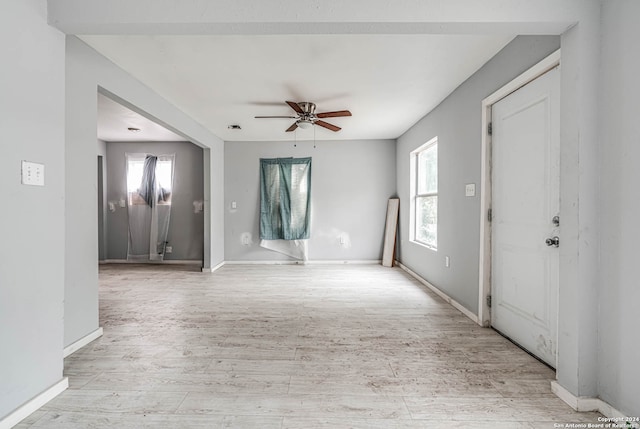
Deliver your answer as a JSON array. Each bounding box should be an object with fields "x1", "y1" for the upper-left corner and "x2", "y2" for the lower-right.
[{"x1": 478, "y1": 49, "x2": 561, "y2": 327}]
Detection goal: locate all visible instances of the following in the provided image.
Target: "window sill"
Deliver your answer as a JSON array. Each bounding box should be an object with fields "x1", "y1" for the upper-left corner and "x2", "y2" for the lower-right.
[{"x1": 410, "y1": 239, "x2": 437, "y2": 252}]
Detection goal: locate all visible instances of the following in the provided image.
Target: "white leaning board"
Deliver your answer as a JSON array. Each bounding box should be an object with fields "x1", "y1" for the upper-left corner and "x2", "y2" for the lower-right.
[{"x1": 382, "y1": 198, "x2": 399, "y2": 267}]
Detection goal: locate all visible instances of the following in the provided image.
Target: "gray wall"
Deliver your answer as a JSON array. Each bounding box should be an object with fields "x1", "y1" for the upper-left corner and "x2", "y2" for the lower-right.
[
  {"x1": 105, "y1": 141, "x2": 204, "y2": 261},
  {"x1": 0, "y1": 0, "x2": 66, "y2": 418},
  {"x1": 225, "y1": 139, "x2": 396, "y2": 261},
  {"x1": 396, "y1": 36, "x2": 561, "y2": 313},
  {"x1": 598, "y1": 0, "x2": 640, "y2": 415},
  {"x1": 556, "y1": 5, "x2": 602, "y2": 399},
  {"x1": 98, "y1": 139, "x2": 108, "y2": 261},
  {"x1": 64, "y1": 36, "x2": 225, "y2": 348}
]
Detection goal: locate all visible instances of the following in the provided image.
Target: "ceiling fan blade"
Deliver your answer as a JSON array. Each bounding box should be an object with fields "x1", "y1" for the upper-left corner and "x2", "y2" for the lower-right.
[
  {"x1": 255, "y1": 116, "x2": 298, "y2": 119},
  {"x1": 315, "y1": 120, "x2": 341, "y2": 132},
  {"x1": 316, "y1": 110, "x2": 352, "y2": 118},
  {"x1": 286, "y1": 122, "x2": 298, "y2": 132},
  {"x1": 286, "y1": 101, "x2": 304, "y2": 114}
]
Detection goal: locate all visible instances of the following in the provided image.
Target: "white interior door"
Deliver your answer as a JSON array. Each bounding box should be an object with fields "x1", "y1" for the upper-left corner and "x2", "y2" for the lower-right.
[{"x1": 491, "y1": 67, "x2": 560, "y2": 368}]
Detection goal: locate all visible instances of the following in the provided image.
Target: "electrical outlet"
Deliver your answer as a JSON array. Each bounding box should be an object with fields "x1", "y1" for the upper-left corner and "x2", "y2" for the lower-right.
[
  {"x1": 465, "y1": 183, "x2": 476, "y2": 197},
  {"x1": 21, "y1": 161, "x2": 45, "y2": 186},
  {"x1": 165, "y1": 246, "x2": 173, "y2": 253}
]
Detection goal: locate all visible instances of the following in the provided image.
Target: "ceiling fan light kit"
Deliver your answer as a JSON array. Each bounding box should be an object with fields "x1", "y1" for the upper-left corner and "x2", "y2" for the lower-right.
[
  {"x1": 297, "y1": 120, "x2": 313, "y2": 129},
  {"x1": 255, "y1": 100, "x2": 351, "y2": 133}
]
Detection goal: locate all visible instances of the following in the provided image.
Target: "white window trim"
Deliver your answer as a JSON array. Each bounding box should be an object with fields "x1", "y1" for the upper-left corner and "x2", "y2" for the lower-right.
[{"x1": 410, "y1": 136, "x2": 438, "y2": 251}]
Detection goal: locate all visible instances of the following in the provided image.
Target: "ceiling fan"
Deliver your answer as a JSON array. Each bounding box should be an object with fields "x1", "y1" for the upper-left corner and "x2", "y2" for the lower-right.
[{"x1": 255, "y1": 101, "x2": 352, "y2": 132}]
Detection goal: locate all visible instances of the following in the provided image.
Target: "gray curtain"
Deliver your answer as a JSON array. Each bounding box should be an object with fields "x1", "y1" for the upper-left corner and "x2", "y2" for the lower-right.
[
  {"x1": 126, "y1": 153, "x2": 175, "y2": 261},
  {"x1": 260, "y1": 157, "x2": 312, "y2": 240}
]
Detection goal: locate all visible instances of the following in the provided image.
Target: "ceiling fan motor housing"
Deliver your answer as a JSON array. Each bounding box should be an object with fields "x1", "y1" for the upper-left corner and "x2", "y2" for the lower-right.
[
  {"x1": 298, "y1": 102, "x2": 316, "y2": 115},
  {"x1": 297, "y1": 102, "x2": 317, "y2": 125}
]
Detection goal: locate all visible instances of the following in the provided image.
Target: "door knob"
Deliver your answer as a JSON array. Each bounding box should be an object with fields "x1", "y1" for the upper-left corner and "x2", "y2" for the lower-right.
[{"x1": 545, "y1": 236, "x2": 560, "y2": 247}]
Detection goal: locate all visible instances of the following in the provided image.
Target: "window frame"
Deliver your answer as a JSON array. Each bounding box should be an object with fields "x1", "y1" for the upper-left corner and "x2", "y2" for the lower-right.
[
  {"x1": 259, "y1": 157, "x2": 312, "y2": 240},
  {"x1": 410, "y1": 136, "x2": 438, "y2": 250},
  {"x1": 126, "y1": 155, "x2": 174, "y2": 206}
]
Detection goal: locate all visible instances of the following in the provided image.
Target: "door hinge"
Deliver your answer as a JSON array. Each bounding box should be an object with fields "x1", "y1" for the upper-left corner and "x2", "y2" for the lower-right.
[
  {"x1": 486, "y1": 295, "x2": 492, "y2": 308},
  {"x1": 488, "y1": 209, "x2": 493, "y2": 222},
  {"x1": 488, "y1": 122, "x2": 493, "y2": 136}
]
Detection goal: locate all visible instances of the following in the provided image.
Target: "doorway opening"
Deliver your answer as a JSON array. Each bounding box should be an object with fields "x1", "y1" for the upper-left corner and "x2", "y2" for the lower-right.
[
  {"x1": 478, "y1": 50, "x2": 561, "y2": 368},
  {"x1": 96, "y1": 89, "x2": 205, "y2": 266}
]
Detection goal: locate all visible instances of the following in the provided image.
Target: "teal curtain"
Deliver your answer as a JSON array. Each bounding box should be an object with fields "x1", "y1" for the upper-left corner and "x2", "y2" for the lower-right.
[{"x1": 260, "y1": 157, "x2": 312, "y2": 240}]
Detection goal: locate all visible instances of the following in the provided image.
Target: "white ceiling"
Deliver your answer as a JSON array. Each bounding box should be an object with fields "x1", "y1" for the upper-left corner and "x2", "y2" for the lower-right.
[
  {"x1": 97, "y1": 93, "x2": 184, "y2": 142},
  {"x1": 88, "y1": 34, "x2": 514, "y2": 142}
]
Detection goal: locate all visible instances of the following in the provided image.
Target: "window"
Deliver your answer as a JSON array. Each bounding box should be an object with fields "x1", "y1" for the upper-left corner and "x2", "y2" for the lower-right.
[
  {"x1": 259, "y1": 157, "x2": 312, "y2": 240},
  {"x1": 126, "y1": 154, "x2": 174, "y2": 206},
  {"x1": 410, "y1": 137, "x2": 438, "y2": 249}
]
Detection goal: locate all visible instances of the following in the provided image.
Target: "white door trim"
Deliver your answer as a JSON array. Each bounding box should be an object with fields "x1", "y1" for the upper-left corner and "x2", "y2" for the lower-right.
[{"x1": 478, "y1": 49, "x2": 561, "y2": 327}]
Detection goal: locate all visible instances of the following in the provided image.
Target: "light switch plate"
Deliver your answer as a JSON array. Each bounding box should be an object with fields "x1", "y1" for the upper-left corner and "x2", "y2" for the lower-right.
[
  {"x1": 22, "y1": 161, "x2": 45, "y2": 186},
  {"x1": 465, "y1": 183, "x2": 476, "y2": 197}
]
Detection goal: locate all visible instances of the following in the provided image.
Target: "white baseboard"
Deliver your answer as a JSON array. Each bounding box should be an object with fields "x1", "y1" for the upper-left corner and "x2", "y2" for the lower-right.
[
  {"x1": 63, "y1": 327, "x2": 103, "y2": 358},
  {"x1": 224, "y1": 260, "x2": 381, "y2": 265},
  {"x1": 396, "y1": 261, "x2": 480, "y2": 325},
  {"x1": 551, "y1": 381, "x2": 630, "y2": 418},
  {"x1": 202, "y1": 261, "x2": 225, "y2": 273},
  {"x1": 102, "y1": 259, "x2": 202, "y2": 266},
  {"x1": 306, "y1": 260, "x2": 381, "y2": 265},
  {"x1": 0, "y1": 377, "x2": 68, "y2": 429},
  {"x1": 107, "y1": 259, "x2": 381, "y2": 271},
  {"x1": 223, "y1": 260, "x2": 300, "y2": 265}
]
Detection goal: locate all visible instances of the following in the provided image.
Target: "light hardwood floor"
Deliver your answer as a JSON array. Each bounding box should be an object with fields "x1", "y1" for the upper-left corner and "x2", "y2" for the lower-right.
[{"x1": 18, "y1": 264, "x2": 600, "y2": 428}]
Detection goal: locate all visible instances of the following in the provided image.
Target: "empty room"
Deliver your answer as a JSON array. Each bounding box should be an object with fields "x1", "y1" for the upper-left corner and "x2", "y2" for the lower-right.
[{"x1": 1, "y1": 1, "x2": 639, "y2": 428}]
